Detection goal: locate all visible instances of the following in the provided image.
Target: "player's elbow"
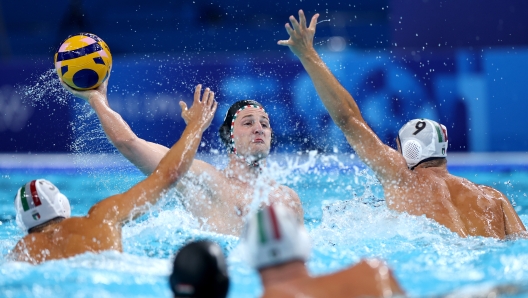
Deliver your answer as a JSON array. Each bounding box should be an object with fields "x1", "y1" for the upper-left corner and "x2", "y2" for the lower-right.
[
  {"x1": 112, "y1": 136, "x2": 141, "y2": 155},
  {"x1": 332, "y1": 112, "x2": 351, "y2": 129},
  {"x1": 156, "y1": 164, "x2": 186, "y2": 187}
]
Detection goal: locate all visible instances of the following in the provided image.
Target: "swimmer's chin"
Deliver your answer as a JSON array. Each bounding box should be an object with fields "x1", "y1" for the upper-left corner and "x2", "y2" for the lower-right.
[{"x1": 243, "y1": 151, "x2": 269, "y2": 163}]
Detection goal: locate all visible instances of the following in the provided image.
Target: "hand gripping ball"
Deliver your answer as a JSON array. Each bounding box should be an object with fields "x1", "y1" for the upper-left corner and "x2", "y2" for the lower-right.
[{"x1": 54, "y1": 33, "x2": 112, "y2": 90}]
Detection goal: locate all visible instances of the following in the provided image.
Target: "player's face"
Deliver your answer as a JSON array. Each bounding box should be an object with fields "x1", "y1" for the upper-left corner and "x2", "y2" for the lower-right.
[{"x1": 232, "y1": 107, "x2": 271, "y2": 159}]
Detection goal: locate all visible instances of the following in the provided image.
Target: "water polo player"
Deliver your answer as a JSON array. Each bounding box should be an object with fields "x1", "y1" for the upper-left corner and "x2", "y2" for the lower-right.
[
  {"x1": 241, "y1": 204, "x2": 405, "y2": 297},
  {"x1": 9, "y1": 86, "x2": 216, "y2": 263},
  {"x1": 278, "y1": 10, "x2": 526, "y2": 239},
  {"x1": 170, "y1": 240, "x2": 229, "y2": 298},
  {"x1": 60, "y1": 78, "x2": 302, "y2": 236}
]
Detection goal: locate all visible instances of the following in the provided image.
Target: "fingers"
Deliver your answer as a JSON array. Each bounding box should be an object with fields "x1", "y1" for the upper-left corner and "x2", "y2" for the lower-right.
[
  {"x1": 309, "y1": 13, "x2": 320, "y2": 30},
  {"x1": 211, "y1": 100, "x2": 218, "y2": 113},
  {"x1": 289, "y1": 15, "x2": 301, "y2": 32},
  {"x1": 277, "y1": 23, "x2": 295, "y2": 46},
  {"x1": 201, "y1": 87, "x2": 211, "y2": 104},
  {"x1": 194, "y1": 84, "x2": 202, "y2": 102},
  {"x1": 298, "y1": 9, "x2": 306, "y2": 29},
  {"x1": 206, "y1": 91, "x2": 215, "y2": 109},
  {"x1": 285, "y1": 23, "x2": 294, "y2": 36},
  {"x1": 179, "y1": 101, "x2": 188, "y2": 111}
]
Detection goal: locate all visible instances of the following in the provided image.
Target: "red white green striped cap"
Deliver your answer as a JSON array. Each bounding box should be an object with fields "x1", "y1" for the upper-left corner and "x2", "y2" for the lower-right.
[
  {"x1": 17, "y1": 180, "x2": 43, "y2": 212},
  {"x1": 242, "y1": 204, "x2": 311, "y2": 269},
  {"x1": 14, "y1": 179, "x2": 71, "y2": 231}
]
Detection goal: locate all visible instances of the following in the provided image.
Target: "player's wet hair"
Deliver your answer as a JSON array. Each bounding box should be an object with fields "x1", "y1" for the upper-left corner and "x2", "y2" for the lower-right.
[{"x1": 169, "y1": 240, "x2": 229, "y2": 298}]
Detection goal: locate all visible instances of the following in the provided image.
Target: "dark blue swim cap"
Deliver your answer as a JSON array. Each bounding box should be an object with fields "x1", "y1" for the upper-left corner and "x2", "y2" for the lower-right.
[{"x1": 169, "y1": 240, "x2": 229, "y2": 298}]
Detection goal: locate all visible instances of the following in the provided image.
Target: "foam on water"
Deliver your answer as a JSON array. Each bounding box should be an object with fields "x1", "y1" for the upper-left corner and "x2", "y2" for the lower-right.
[
  {"x1": 5, "y1": 76, "x2": 528, "y2": 296},
  {"x1": 0, "y1": 251, "x2": 172, "y2": 298}
]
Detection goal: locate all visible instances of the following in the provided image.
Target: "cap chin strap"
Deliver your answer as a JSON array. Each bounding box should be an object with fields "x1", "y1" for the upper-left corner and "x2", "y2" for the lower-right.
[
  {"x1": 231, "y1": 153, "x2": 264, "y2": 172},
  {"x1": 410, "y1": 157, "x2": 444, "y2": 170}
]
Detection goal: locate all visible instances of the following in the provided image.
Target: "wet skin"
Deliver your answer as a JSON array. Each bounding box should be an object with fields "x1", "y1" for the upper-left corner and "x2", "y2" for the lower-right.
[
  {"x1": 279, "y1": 9, "x2": 526, "y2": 239},
  {"x1": 63, "y1": 78, "x2": 302, "y2": 236},
  {"x1": 179, "y1": 107, "x2": 302, "y2": 235},
  {"x1": 260, "y1": 260, "x2": 405, "y2": 298},
  {"x1": 10, "y1": 85, "x2": 217, "y2": 263}
]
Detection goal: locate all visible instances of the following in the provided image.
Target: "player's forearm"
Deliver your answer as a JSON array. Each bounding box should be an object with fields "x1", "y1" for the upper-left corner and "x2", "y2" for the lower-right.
[
  {"x1": 155, "y1": 121, "x2": 205, "y2": 185},
  {"x1": 88, "y1": 94, "x2": 138, "y2": 145},
  {"x1": 298, "y1": 49, "x2": 363, "y2": 127}
]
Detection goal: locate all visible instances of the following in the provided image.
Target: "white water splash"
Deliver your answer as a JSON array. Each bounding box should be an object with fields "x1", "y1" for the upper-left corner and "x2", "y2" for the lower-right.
[{"x1": 18, "y1": 69, "x2": 71, "y2": 106}]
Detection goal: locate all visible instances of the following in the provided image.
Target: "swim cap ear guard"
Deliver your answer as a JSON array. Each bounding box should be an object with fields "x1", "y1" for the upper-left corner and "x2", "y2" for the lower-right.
[
  {"x1": 398, "y1": 119, "x2": 448, "y2": 169},
  {"x1": 14, "y1": 179, "x2": 71, "y2": 232},
  {"x1": 241, "y1": 204, "x2": 311, "y2": 270},
  {"x1": 218, "y1": 100, "x2": 274, "y2": 154},
  {"x1": 170, "y1": 240, "x2": 230, "y2": 298}
]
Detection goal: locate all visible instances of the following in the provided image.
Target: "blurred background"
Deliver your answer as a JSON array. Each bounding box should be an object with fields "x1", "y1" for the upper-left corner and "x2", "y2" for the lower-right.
[{"x1": 1, "y1": 0, "x2": 528, "y2": 155}]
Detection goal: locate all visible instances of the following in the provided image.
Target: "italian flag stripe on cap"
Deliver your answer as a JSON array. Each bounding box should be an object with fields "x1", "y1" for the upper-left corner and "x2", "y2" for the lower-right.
[
  {"x1": 434, "y1": 124, "x2": 444, "y2": 143},
  {"x1": 268, "y1": 205, "x2": 281, "y2": 240},
  {"x1": 29, "y1": 181, "x2": 42, "y2": 207},
  {"x1": 257, "y1": 211, "x2": 267, "y2": 244},
  {"x1": 19, "y1": 185, "x2": 30, "y2": 211},
  {"x1": 256, "y1": 206, "x2": 282, "y2": 244}
]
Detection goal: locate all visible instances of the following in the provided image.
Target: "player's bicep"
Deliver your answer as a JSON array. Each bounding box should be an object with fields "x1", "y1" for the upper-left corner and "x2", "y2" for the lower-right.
[
  {"x1": 122, "y1": 140, "x2": 169, "y2": 175},
  {"x1": 340, "y1": 117, "x2": 409, "y2": 183},
  {"x1": 499, "y1": 194, "x2": 527, "y2": 236},
  {"x1": 88, "y1": 177, "x2": 163, "y2": 224}
]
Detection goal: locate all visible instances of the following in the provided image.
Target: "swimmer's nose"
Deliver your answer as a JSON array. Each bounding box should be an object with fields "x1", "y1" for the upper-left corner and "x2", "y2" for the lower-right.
[{"x1": 254, "y1": 122, "x2": 264, "y2": 134}]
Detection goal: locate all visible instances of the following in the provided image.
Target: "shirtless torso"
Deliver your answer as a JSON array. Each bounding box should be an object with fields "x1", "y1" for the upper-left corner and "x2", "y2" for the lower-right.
[
  {"x1": 280, "y1": 10, "x2": 526, "y2": 239},
  {"x1": 63, "y1": 82, "x2": 302, "y2": 236},
  {"x1": 11, "y1": 216, "x2": 122, "y2": 263},
  {"x1": 385, "y1": 166, "x2": 523, "y2": 238},
  {"x1": 180, "y1": 160, "x2": 301, "y2": 235}
]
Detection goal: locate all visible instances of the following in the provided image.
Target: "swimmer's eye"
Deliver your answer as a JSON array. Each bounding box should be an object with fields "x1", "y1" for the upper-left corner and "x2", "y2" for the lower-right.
[{"x1": 261, "y1": 122, "x2": 269, "y2": 128}]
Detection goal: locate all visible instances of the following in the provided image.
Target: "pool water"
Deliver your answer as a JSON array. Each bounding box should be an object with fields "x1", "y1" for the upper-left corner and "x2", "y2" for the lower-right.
[{"x1": 1, "y1": 153, "x2": 528, "y2": 298}]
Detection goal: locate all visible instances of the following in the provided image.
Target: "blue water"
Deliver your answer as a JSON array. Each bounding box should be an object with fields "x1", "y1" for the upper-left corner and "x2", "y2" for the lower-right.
[{"x1": 2, "y1": 153, "x2": 528, "y2": 298}]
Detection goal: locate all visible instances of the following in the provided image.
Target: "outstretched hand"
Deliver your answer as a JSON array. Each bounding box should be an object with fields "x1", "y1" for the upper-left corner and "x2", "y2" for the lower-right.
[
  {"x1": 179, "y1": 84, "x2": 217, "y2": 131},
  {"x1": 277, "y1": 9, "x2": 319, "y2": 58},
  {"x1": 60, "y1": 76, "x2": 110, "y2": 105}
]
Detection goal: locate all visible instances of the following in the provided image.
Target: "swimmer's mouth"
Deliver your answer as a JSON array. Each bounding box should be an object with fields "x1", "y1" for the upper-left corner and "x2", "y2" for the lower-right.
[{"x1": 253, "y1": 138, "x2": 265, "y2": 144}]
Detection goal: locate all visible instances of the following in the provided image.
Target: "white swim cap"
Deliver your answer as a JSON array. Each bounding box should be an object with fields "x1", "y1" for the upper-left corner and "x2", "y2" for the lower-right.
[
  {"x1": 241, "y1": 204, "x2": 311, "y2": 270},
  {"x1": 14, "y1": 179, "x2": 71, "y2": 231},
  {"x1": 398, "y1": 119, "x2": 448, "y2": 169}
]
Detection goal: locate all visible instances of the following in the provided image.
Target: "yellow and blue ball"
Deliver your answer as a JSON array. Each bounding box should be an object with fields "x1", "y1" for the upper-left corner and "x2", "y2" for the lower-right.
[{"x1": 54, "y1": 33, "x2": 112, "y2": 90}]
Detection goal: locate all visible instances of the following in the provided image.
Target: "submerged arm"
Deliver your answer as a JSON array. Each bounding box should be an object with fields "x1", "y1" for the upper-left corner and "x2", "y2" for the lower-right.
[
  {"x1": 278, "y1": 10, "x2": 409, "y2": 182},
  {"x1": 88, "y1": 85, "x2": 217, "y2": 224},
  {"x1": 499, "y1": 192, "x2": 527, "y2": 238}
]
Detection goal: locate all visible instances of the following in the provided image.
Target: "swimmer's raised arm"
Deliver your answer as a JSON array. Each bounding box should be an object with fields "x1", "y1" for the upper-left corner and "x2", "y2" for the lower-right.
[
  {"x1": 61, "y1": 77, "x2": 169, "y2": 175},
  {"x1": 278, "y1": 10, "x2": 408, "y2": 182},
  {"x1": 87, "y1": 85, "x2": 217, "y2": 224}
]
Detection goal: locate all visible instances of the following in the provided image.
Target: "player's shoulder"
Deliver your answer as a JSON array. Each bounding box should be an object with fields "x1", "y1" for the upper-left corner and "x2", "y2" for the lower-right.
[
  {"x1": 190, "y1": 159, "x2": 222, "y2": 175},
  {"x1": 478, "y1": 184, "x2": 506, "y2": 199},
  {"x1": 277, "y1": 184, "x2": 300, "y2": 198}
]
